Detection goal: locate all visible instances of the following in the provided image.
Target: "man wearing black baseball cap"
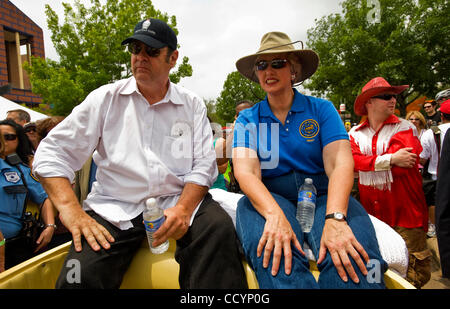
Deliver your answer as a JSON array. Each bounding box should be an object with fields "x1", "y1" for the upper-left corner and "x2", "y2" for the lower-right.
[
  {"x1": 121, "y1": 18, "x2": 177, "y2": 50},
  {"x1": 33, "y1": 18, "x2": 247, "y2": 289}
]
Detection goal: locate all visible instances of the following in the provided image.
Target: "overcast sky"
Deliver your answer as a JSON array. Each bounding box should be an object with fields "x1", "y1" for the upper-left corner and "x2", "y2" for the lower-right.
[{"x1": 9, "y1": 0, "x2": 342, "y2": 100}]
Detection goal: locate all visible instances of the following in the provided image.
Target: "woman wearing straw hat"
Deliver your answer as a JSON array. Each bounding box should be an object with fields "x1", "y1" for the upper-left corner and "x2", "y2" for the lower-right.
[{"x1": 232, "y1": 32, "x2": 386, "y2": 288}]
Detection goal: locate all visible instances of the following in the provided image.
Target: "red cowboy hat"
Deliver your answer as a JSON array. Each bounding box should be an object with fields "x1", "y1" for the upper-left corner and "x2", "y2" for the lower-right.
[
  {"x1": 354, "y1": 77, "x2": 409, "y2": 116},
  {"x1": 440, "y1": 99, "x2": 450, "y2": 114}
]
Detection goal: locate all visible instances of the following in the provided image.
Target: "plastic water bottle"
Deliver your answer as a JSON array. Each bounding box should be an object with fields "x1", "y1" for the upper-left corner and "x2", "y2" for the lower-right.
[
  {"x1": 296, "y1": 178, "x2": 317, "y2": 233},
  {"x1": 143, "y1": 198, "x2": 169, "y2": 254}
]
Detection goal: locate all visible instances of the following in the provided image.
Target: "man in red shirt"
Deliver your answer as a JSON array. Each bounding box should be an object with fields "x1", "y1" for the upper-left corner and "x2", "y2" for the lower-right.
[{"x1": 349, "y1": 77, "x2": 430, "y2": 288}]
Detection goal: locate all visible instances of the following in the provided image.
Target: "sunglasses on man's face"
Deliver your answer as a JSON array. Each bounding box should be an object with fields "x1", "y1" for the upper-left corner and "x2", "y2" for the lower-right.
[
  {"x1": 3, "y1": 133, "x2": 17, "y2": 141},
  {"x1": 424, "y1": 105, "x2": 432, "y2": 109},
  {"x1": 255, "y1": 59, "x2": 288, "y2": 71},
  {"x1": 128, "y1": 41, "x2": 161, "y2": 57},
  {"x1": 371, "y1": 94, "x2": 397, "y2": 101}
]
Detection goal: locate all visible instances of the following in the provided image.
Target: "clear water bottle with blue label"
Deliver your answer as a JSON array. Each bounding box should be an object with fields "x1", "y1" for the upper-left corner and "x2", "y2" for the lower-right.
[
  {"x1": 143, "y1": 198, "x2": 169, "y2": 254},
  {"x1": 296, "y1": 178, "x2": 317, "y2": 233}
]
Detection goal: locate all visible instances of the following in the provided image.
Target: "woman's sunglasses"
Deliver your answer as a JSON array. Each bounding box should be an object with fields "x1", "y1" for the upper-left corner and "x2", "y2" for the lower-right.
[
  {"x1": 127, "y1": 41, "x2": 161, "y2": 57},
  {"x1": 3, "y1": 133, "x2": 17, "y2": 141},
  {"x1": 255, "y1": 59, "x2": 288, "y2": 71},
  {"x1": 371, "y1": 94, "x2": 397, "y2": 101}
]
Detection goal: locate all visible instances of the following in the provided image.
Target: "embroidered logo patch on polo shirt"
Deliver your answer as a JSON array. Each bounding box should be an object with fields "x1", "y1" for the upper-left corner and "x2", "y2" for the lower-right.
[{"x1": 299, "y1": 119, "x2": 319, "y2": 139}]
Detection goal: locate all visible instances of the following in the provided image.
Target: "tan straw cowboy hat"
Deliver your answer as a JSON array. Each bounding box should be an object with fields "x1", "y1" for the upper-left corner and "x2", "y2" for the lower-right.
[{"x1": 235, "y1": 31, "x2": 319, "y2": 84}]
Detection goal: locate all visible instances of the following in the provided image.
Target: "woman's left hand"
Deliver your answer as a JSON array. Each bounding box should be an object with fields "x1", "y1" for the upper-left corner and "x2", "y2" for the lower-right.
[
  {"x1": 34, "y1": 226, "x2": 55, "y2": 253},
  {"x1": 317, "y1": 219, "x2": 369, "y2": 283}
]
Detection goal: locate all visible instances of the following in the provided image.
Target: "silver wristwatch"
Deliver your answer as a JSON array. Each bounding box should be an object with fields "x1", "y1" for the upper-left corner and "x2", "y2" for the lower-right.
[{"x1": 325, "y1": 212, "x2": 347, "y2": 222}]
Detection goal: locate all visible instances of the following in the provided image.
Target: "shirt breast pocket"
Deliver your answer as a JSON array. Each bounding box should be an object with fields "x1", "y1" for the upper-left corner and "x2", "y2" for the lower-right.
[
  {"x1": 162, "y1": 135, "x2": 193, "y2": 175},
  {"x1": 3, "y1": 185, "x2": 28, "y2": 216}
]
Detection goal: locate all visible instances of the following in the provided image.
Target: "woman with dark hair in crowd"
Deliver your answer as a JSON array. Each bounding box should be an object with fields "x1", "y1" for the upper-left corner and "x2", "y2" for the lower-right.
[
  {"x1": 0, "y1": 119, "x2": 56, "y2": 270},
  {"x1": 0, "y1": 133, "x2": 5, "y2": 273},
  {"x1": 0, "y1": 119, "x2": 34, "y2": 166}
]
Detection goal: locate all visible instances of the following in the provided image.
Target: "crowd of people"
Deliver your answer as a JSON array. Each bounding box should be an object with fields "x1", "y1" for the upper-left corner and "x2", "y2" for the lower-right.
[
  {"x1": 0, "y1": 18, "x2": 449, "y2": 290},
  {"x1": 0, "y1": 111, "x2": 68, "y2": 272}
]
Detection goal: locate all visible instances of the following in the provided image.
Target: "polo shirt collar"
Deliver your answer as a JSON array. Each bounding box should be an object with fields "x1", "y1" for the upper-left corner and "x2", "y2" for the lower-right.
[{"x1": 260, "y1": 88, "x2": 306, "y2": 118}]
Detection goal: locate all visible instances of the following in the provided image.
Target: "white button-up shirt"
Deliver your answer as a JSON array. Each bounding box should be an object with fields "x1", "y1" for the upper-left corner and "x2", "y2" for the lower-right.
[
  {"x1": 420, "y1": 123, "x2": 450, "y2": 180},
  {"x1": 33, "y1": 77, "x2": 218, "y2": 229}
]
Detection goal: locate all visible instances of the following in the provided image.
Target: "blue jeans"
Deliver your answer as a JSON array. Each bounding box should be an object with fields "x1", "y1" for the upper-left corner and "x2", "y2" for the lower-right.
[{"x1": 236, "y1": 171, "x2": 387, "y2": 289}]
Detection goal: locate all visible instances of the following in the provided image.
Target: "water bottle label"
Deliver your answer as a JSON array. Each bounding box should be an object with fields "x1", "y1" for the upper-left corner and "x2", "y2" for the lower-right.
[
  {"x1": 298, "y1": 191, "x2": 316, "y2": 204},
  {"x1": 144, "y1": 216, "x2": 165, "y2": 233}
]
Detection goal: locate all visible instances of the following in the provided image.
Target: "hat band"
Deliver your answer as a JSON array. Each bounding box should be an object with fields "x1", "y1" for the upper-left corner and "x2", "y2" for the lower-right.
[{"x1": 257, "y1": 40, "x2": 304, "y2": 54}]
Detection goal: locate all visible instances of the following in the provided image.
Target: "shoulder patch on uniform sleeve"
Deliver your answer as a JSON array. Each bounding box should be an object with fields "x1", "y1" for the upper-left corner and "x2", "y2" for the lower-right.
[{"x1": 30, "y1": 170, "x2": 40, "y2": 182}]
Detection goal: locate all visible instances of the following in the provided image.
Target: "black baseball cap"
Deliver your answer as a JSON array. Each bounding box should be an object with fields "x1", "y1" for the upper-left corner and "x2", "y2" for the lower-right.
[{"x1": 121, "y1": 18, "x2": 177, "y2": 50}]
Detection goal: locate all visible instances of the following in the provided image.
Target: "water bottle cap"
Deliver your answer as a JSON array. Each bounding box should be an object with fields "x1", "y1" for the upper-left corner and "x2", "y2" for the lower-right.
[
  {"x1": 146, "y1": 198, "x2": 156, "y2": 208},
  {"x1": 305, "y1": 178, "x2": 313, "y2": 184}
]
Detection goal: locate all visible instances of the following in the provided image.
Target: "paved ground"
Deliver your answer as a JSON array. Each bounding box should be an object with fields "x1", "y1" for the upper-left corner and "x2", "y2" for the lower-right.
[{"x1": 422, "y1": 237, "x2": 450, "y2": 289}]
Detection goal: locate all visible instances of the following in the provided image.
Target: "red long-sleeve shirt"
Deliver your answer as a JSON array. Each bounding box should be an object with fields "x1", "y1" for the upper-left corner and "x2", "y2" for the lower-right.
[{"x1": 349, "y1": 115, "x2": 428, "y2": 230}]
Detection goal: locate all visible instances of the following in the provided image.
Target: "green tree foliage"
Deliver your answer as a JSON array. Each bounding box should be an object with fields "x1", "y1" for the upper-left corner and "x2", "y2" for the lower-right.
[
  {"x1": 305, "y1": 0, "x2": 449, "y2": 119},
  {"x1": 24, "y1": 0, "x2": 192, "y2": 116},
  {"x1": 215, "y1": 71, "x2": 265, "y2": 125}
]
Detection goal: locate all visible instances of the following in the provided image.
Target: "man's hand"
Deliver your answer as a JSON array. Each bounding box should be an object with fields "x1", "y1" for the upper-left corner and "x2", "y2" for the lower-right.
[
  {"x1": 317, "y1": 219, "x2": 369, "y2": 283},
  {"x1": 38, "y1": 177, "x2": 115, "y2": 253},
  {"x1": 152, "y1": 205, "x2": 191, "y2": 247},
  {"x1": 151, "y1": 183, "x2": 206, "y2": 247},
  {"x1": 59, "y1": 206, "x2": 115, "y2": 252},
  {"x1": 391, "y1": 147, "x2": 417, "y2": 168}
]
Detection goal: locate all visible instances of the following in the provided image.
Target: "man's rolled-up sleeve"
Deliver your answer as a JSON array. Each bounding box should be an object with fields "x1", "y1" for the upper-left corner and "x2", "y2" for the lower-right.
[{"x1": 32, "y1": 91, "x2": 104, "y2": 183}]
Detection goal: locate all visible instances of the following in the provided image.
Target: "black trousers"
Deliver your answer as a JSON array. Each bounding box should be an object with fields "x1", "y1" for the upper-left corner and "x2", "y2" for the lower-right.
[
  {"x1": 5, "y1": 237, "x2": 34, "y2": 270},
  {"x1": 436, "y1": 132, "x2": 450, "y2": 278},
  {"x1": 55, "y1": 193, "x2": 247, "y2": 289}
]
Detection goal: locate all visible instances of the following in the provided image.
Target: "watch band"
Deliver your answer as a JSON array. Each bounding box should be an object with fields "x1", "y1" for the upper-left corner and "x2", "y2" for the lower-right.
[
  {"x1": 45, "y1": 224, "x2": 57, "y2": 229},
  {"x1": 325, "y1": 212, "x2": 347, "y2": 221}
]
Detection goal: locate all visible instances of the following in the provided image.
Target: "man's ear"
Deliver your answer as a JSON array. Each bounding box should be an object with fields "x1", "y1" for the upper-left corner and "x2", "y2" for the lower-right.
[
  {"x1": 365, "y1": 99, "x2": 372, "y2": 111},
  {"x1": 169, "y1": 50, "x2": 179, "y2": 68}
]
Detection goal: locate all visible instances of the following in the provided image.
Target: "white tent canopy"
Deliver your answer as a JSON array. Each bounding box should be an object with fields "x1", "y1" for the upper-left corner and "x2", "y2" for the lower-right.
[{"x1": 0, "y1": 95, "x2": 48, "y2": 122}]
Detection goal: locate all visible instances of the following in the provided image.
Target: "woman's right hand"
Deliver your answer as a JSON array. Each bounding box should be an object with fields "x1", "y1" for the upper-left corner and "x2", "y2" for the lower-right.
[
  {"x1": 232, "y1": 147, "x2": 305, "y2": 276},
  {"x1": 257, "y1": 209, "x2": 305, "y2": 276}
]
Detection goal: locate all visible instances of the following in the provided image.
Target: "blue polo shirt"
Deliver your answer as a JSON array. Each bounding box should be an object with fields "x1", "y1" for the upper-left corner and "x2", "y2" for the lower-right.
[
  {"x1": 232, "y1": 89, "x2": 348, "y2": 178},
  {"x1": 0, "y1": 158, "x2": 48, "y2": 239}
]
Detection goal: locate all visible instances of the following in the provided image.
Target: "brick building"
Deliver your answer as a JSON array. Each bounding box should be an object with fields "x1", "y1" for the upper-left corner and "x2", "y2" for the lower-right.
[{"x1": 0, "y1": 0, "x2": 44, "y2": 107}]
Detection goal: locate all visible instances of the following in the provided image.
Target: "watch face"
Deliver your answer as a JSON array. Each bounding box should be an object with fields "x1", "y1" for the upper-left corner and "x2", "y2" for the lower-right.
[{"x1": 335, "y1": 213, "x2": 344, "y2": 220}]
